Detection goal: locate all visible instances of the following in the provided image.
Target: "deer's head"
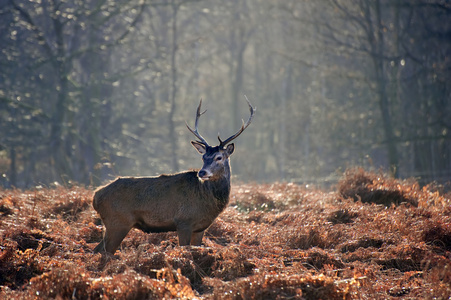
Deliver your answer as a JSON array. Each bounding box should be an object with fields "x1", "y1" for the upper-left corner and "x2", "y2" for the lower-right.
[{"x1": 186, "y1": 98, "x2": 255, "y2": 181}]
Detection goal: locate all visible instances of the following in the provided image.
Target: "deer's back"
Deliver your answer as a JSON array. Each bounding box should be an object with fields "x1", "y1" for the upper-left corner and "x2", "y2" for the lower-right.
[{"x1": 93, "y1": 172, "x2": 204, "y2": 214}]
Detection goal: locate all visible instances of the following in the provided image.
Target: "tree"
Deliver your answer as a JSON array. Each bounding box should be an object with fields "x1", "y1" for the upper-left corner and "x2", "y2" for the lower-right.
[
  {"x1": 0, "y1": 0, "x2": 148, "y2": 186},
  {"x1": 313, "y1": 0, "x2": 451, "y2": 181}
]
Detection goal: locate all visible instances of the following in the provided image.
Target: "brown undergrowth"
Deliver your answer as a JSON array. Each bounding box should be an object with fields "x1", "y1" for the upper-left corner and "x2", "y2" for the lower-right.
[{"x1": 1, "y1": 168, "x2": 450, "y2": 299}]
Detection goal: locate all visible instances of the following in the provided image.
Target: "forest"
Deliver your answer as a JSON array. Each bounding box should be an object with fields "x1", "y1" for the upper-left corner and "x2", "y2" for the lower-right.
[{"x1": 1, "y1": 0, "x2": 450, "y2": 188}]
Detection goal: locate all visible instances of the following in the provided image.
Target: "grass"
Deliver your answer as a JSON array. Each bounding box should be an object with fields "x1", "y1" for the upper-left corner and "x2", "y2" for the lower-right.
[{"x1": 0, "y1": 168, "x2": 450, "y2": 299}]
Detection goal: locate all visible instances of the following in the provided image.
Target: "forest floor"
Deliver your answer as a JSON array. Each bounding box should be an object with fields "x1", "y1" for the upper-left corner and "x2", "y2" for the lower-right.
[{"x1": 1, "y1": 168, "x2": 450, "y2": 299}]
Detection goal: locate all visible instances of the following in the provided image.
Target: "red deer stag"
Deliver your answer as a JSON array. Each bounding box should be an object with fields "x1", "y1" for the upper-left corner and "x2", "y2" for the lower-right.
[{"x1": 93, "y1": 98, "x2": 255, "y2": 254}]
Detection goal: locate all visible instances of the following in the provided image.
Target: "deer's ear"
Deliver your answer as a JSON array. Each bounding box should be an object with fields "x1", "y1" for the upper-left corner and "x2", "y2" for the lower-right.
[
  {"x1": 225, "y1": 143, "x2": 235, "y2": 156},
  {"x1": 191, "y1": 141, "x2": 207, "y2": 154}
]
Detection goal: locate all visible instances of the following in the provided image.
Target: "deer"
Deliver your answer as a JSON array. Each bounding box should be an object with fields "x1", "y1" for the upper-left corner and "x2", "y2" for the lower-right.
[{"x1": 92, "y1": 98, "x2": 255, "y2": 254}]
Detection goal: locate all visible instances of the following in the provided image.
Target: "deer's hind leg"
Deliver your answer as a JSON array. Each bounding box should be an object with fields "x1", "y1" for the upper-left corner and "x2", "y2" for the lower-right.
[
  {"x1": 94, "y1": 225, "x2": 131, "y2": 254},
  {"x1": 105, "y1": 226, "x2": 131, "y2": 254},
  {"x1": 93, "y1": 239, "x2": 106, "y2": 253}
]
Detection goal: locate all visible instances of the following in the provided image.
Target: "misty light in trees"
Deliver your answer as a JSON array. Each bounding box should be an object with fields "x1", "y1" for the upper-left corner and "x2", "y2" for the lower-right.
[{"x1": 0, "y1": 0, "x2": 449, "y2": 188}]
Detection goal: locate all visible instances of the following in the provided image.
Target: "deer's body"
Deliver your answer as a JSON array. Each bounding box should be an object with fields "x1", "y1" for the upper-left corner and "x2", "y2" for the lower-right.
[
  {"x1": 93, "y1": 171, "x2": 230, "y2": 253},
  {"x1": 93, "y1": 99, "x2": 254, "y2": 254}
]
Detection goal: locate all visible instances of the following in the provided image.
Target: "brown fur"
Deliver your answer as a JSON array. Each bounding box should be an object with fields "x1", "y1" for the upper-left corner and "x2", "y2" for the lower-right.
[{"x1": 93, "y1": 162, "x2": 231, "y2": 254}]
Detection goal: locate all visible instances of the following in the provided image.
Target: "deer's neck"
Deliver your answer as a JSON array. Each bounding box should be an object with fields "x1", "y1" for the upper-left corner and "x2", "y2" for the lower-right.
[{"x1": 203, "y1": 168, "x2": 231, "y2": 211}]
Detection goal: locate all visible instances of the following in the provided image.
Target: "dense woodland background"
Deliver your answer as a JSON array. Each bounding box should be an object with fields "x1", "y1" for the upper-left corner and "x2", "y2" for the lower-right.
[{"x1": 0, "y1": 0, "x2": 450, "y2": 188}]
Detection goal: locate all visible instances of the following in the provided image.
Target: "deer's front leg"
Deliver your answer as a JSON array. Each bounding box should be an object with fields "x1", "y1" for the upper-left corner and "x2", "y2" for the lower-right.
[
  {"x1": 191, "y1": 231, "x2": 204, "y2": 246},
  {"x1": 176, "y1": 222, "x2": 192, "y2": 246}
]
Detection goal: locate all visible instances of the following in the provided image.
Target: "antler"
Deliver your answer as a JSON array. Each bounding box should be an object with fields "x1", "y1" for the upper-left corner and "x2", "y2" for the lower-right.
[
  {"x1": 186, "y1": 99, "x2": 210, "y2": 146},
  {"x1": 218, "y1": 95, "x2": 256, "y2": 148}
]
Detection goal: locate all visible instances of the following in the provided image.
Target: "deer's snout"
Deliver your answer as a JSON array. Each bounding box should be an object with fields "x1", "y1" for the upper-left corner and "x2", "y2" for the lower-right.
[{"x1": 198, "y1": 169, "x2": 212, "y2": 180}]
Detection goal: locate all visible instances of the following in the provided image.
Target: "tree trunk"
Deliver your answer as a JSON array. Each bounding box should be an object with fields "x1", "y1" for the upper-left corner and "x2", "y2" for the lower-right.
[
  {"x1": 168, "y1": 0, "x2": 179, "y2": 172},
  {"x1": 371, "y1": 0, "x2": 399, "y2": 177},
  {"x1": 9, "y1": 146, "x2": 17, "y2": 187},
  {"x1": 49, "y1": 16, "x2": 72, "y2": 181}
]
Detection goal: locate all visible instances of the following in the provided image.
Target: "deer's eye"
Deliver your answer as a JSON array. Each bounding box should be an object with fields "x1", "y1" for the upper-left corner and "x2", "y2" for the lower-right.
[{"x1": 216, "y1": 156, "x2": 223, "y2": 161}]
